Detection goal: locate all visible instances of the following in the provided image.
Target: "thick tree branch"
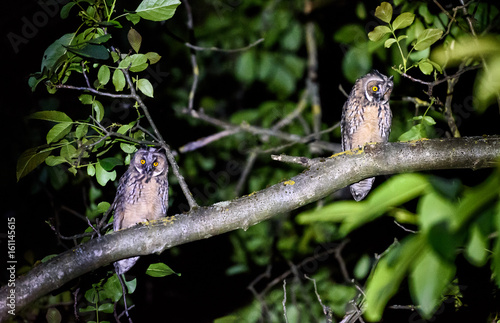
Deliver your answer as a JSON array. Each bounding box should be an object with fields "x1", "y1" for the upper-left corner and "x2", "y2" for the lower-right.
[{"x1": 2, "y1": 137, "x2": 499, "y2": 321}]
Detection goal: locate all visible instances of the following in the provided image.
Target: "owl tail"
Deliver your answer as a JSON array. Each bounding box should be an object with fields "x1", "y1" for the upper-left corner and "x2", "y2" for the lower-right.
[
  {"x1": 350, "y1": 177, "x2": 375, "y2": 201},
  {"x1": 114, "y1": 256, "x2": 139, "y2": 275}
]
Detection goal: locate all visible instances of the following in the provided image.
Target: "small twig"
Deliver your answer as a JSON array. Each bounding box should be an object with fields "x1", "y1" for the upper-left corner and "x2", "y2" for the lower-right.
[
  {"x1": 338, "y1": 84, "x2": 349, "y2": 98},
  {"x1": 179, "y1": 129, "x2": 239, "y2": 153},
  {"x1": 271, "y1": 90, "x2": 308, "y2": 131},
  {"x1": 235, "y1": 151, "x2": 257, "y2": 197},
  {"x1": 282, "y1": 280, "x2": 289, "y2": 323},
  {"x1": 184, "y1": 108, "x2": 341, "y2": 152},
  {"x1": 393, "y1": 220, "x2": 418, "y2": 234},
  {"x1": 304, "y1": 275, "x2": 333, "y2": 322},
  {"x1": 334, "y1": 240, "x2": 351, "y2": 283},
  {"x1": 116, "y1": 272, "x2": 133, "y2": 323},
  {"x1": 271, "y1": 154, "x2": 313, "y2": 167},
  {"x1": 184, "y1": 38, "x2": 264, "y2": 53},
  {"x1": 183, "y1": 0, "x2": 198, "y2": 111},
  {"x1": 161, "y1": 142, "x2": 199, "y2": 209}
]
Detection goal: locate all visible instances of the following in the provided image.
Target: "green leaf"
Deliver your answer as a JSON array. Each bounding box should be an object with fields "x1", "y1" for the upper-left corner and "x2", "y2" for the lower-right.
[
  {"x1": 79, "y1": 94, "x2": 93, "y2": 105},
  {"x1": 47, "y1": 122, "x2": 72, "y2": 144},
  {"x1": 92, "y1": 100, "x2": 104, "y2": 122},
  {"x1": 365, "y1": 235, "x2": 425, "y2": 321},
  {"x1": 87, "y1": 164, "x2": 96, "y2": 176},
  {"x1": 368, "y1": 25, "x2": 392, "y2": 42},
  {"x1": 99, "y1": 157, "x2": 123, "y2": 171},
  {"x1": 124, "y1": 278, "x2": 137, "y2": 294},
  {"x1": 474, "y1": 56, "x2": 500, "y2": 112},
  {"x1": 46, "y1": 307, "x2": 62, "y2": 323},
  {"x1": 60, "y1": 2, "x2": 76, "y2": 19},
  {"x1": 28, "y1": 111, "x2": 72, "y2": 123},
  {"x1": 493, "y1": 201, "x2": 500, "y2": 288},
  {"x1": 145, "y1": 52, "x2": 161, "y2": 64},
  {"x1": 413, "y1": 29, "x2": 443, "y2": 51},
  {"x1": 97, "y1": 201, "x2": 111, "y2": 213},
  {"x1": 128, "y1": 27, "x2": 142, "y2": 53},
  {"x1": 75, "y1": 124, "x2": 89, "y2": 139},
  {"x1": 41, "y1": 254, "x2": 58, "y2": 263},
  {"x1": 17, "y1": 147, "x2": 51, "y2": 181},
  {"x1": 45, "y1": 156, "x2": 67, "y2": 166},
  {"x1": 136, "y1": 0, "x2": 181, "y2": 22},
  {"x1": 398, "y1": 124, "x2": 426, "y2": 141},
  {"x1": 95, "y1": 162, "x2": 117, "y2": 186},
  {"x1": 419, "y1": 60, "x2": 433, "y2": 75},
  {"x1": 113, "y1": 69, "x2": 126, "y2": 92},
  {"x1": 117, "y1": 122, "x2": 136, "y2": 134},
  {"x1": 41, "y1": 33, "x2": 74, "y2": 74},
  {"x1": 79, "y1": 306, "x2": 96, "y2": 313},
  {"x1": 103, "y1": 275, "x2": 123, "y2": 302},
  {"x1": 146, "y1": 263, "x2": 180, "y2": 277},
  {"x1": 333, "y1": 24, "x2": 366, "y2": 44},
  {"x1": 354, "y1": 254, "x2": 372, "y2": 280},
  {"x1": 88, "y1": 34, "x2": 112, "y2": 45},
  {"x1": 67, "y1": 44, "x2": 109, "y2": 60},
  {"x1": 342, "y1": 45, "x2": 372, "y2": 83},
  {"x1": 98, "y1": 303, "x2": 114, "y2": 313},
  {"x1": 409, "y1": 246, "x2": 455, "y2": 318},
  {"x1": 422, "y1": 116, "x2": 436, "y2": 126},
  {"x1": 120, "y1": 143, "x2": 137, "y2": 154},
  {"x1": 126, "y1": 13, "x2": 141, "y2": 25},
  {"x1": 119, "y1": 54, "x2": 148, "y2": 72},
  {"x1": 374, "y1": 2, "x2": 393, "y2": 23},
  {"x1": 60, "y1": 144, "x2": 77, "y2": 161},
  {"x1": 98, "y1": 65, "x2": 110, "y2": 85},
  {"x1": 137, "y1": 78, "x2": 154, "y2": 97},
  {"x1": 384, "y1": 38, "x2": 397, "y2": 48},
  {"x1": 235, "y1": 51, "x2": 256, "y2": 84},
  {"x1": 465, "y1": 224, "x2": 488, "y2": 266},
  {"x1": 392, "y1": 12, "x2": 415, "y2": 31}
]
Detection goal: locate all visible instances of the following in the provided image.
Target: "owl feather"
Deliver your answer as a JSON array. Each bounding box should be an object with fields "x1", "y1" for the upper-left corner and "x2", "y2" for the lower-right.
[{"x1": 341, "y1": 70, "x2": 393, "y2": 201}]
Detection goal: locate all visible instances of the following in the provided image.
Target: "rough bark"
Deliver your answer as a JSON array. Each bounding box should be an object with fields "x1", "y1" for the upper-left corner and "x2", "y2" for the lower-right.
[{"x1": 2, "y1": 136, "x2": 499, "y2": 321}]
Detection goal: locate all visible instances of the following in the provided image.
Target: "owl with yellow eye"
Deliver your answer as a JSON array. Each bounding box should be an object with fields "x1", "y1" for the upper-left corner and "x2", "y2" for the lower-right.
[
  {"x1": 340, "y1": 70, "x2": 393, "y2": 201},
  {"x1": 112, "y1": 146, "x2": 169, "y2": 274}
]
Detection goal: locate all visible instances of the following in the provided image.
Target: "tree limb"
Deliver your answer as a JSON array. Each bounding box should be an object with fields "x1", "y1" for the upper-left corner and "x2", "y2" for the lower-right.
[{"x1": 2, "y1": 136, "x2": 500, "y2": 321}]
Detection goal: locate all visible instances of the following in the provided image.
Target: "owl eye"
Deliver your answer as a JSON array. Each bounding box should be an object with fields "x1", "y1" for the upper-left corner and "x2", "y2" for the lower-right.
[
  {"x1": 153, "y1": 161, "x2": 159, "y2": 167},
  {"x1": 372, "y1": 86, "x2": 379, "y2": 92},
  {"x1": 140, "y1": 159, "x2": 146, "y2": 165}
]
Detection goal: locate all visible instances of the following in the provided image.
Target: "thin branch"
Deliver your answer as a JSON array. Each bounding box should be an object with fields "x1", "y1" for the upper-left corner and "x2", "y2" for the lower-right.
[
  {"x1": 184, "y1": 38, "x2": 264, "y2": 53},
  {"x1": 184, "y1": 108, "x2": 341, "y2": 152},
  {"x1": 282, "y1": 280, "x2": 289, "y2": 323},
  {"x1": 235, "y1": 151, "x2": 257, "y2": 196},
  {"x1": 179, "y1": 129, "x2": 239, "y2": 153},
  {"x1": 183, "y1": 0, "x2": 198, "y2": 111}
]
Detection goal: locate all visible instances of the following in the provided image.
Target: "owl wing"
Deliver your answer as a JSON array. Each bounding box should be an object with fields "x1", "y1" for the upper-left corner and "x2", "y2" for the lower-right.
[
  {"x1": 112, "y1": 171, "x2": 130, "y2": 231},
  {"x1": 157, "y1": 176, "x2": 169, "y2": 215},
  {"x1": 341, "y1": 98, "x2": 362, "y2": 152}
]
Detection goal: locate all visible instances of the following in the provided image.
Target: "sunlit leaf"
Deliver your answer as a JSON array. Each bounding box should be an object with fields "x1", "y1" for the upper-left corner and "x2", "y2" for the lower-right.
[
  {"x1": 17, "y1": 147, "x2": 51, "y2": 181},
  {"x1": 47, "y1": 122, "x2": 72, "y2": 144},
  {"x1": 113, "y1": 69, "x2": 126, "y2": 91},
  {"x1": 368, "y1": 26, "x2": 392, "y2": 42},
  {"x1": 95, "y1": 161, "x2": 117, "y2": 186},
  {"x1": 409, "y1": 246, "x2": 455, "y2": 318},
  {"x1": 98, "y1": 65, "x2": 110, "y2": 85},
  {"x1": 136, "y1": 0, "x2": 181, "y2": 22},
  {"x1": 413, "y1": 29, "x2": 443, "y2": 51},
  {"x1": 146, "y1": 262, "x2": 180, "y2": 277},
  {"x1": 392, "y1": 12, "x2": 415, "y2": 31},
  {"x1": 137, "y1": 78, "x2": 154, "y2": 97},
  {"x1": 29, "y1": 111, "x2": 72, "y2": 123},
  {"x1": 374, "y1": 2, "x2": 393, "y2": 24}
]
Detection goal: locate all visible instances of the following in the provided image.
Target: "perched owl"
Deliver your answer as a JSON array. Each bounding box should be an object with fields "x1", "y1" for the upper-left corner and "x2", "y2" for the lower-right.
[
  {"x1": 341, "y1": 70, "x2": 393, "y2": 201},
  {"x1": 112, "y1": 146, "x2": 169, "y2": 275}
]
